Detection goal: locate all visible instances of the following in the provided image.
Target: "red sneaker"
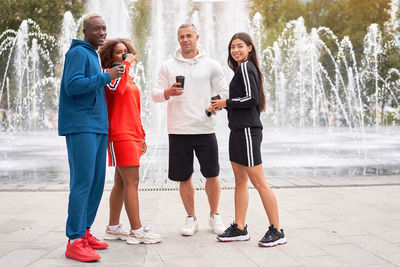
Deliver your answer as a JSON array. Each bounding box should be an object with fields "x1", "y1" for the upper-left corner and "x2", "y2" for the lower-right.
[
  {"x1": 85, "y1": 229, "x2": 109, "y2": 250},
  {"x1": 65, "y1": 238, "x2": 101, "y2": 262}
]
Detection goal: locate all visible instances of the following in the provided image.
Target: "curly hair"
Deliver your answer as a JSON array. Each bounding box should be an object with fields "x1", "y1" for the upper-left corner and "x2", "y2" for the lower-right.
[{"x1": 99, "y1": 39, "x2": 137, "y2": 69}]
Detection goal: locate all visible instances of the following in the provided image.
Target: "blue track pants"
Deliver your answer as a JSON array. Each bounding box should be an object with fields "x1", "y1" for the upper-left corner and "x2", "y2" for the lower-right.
[{"x1": 65, "y1": 133, "x2": 107, "y2": 239}]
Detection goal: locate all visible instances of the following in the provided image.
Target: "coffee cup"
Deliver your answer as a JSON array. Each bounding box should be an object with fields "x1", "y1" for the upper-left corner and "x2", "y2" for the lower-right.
[{"x1": 176, "y1": 75, "x2": 185, "y2": 89}]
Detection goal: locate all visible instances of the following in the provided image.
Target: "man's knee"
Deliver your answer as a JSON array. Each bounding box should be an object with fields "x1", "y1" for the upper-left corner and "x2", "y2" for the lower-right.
[{"x1": 205, "y1": 177, "x2": 220, "y2": 189}]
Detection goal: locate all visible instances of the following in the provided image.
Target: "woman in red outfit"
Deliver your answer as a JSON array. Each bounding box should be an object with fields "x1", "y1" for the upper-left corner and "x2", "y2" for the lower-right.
[{"x1": 99, "y1": 39, "x2": 162, "y2": 244}]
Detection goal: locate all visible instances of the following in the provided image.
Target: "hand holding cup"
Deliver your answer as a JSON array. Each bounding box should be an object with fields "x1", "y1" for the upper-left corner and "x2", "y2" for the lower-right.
[
  {"x1": 164, "y1": 81, "x2": 184, "y2": 100},
  {"x1": 108, "y1": 64, "x2": 125, "y2": 80},
  {"x1": 210, "y1": 95, "x2": 226, "y2": 110},
  {"x1": 124, "y1": 53, "x2": 137, "y2": 64}
]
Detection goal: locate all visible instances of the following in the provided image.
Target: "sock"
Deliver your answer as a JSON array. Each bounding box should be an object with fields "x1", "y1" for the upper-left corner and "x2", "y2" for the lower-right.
[
  {"x1": 187, "y1": 215, "x2": 197, "y2": 220},
  {"x1": 70, "y1": 239, "x2": 76, "y2": 244},
  {"x1": 132, "y1": 227, "x2": 143, "y2": 234},
  {"x1": 108, "y1": 224, "x2": 119, "y2": 231},
  {"x1": 211, "y1": 212, "x2": 219, "y2": 217}
]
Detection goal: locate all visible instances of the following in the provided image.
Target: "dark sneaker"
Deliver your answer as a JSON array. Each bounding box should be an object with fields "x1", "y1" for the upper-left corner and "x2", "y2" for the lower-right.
[
  {"x1": 217, "y1": 223, "x2": 250, "y2": 242},
  {"x1": 258, "y1": 225, "x2": 287, "y2": 247}
]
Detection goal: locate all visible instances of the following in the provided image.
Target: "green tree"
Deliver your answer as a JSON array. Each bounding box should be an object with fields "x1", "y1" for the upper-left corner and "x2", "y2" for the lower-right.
[
  {"x1": 303, "y1": 0, "x2": 395, "y2": 54},
  {"x1": 250, "y1": 0, "x2": 305, "y2": 47},
  {"x1": 0, "y1": 0, "x2": 84, "y2": 35}
]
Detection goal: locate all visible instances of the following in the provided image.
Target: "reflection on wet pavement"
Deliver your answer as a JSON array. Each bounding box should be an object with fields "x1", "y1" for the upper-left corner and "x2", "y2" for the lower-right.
[{"x1": 1, "y1": 127, "x2": 400, "y2": 185}]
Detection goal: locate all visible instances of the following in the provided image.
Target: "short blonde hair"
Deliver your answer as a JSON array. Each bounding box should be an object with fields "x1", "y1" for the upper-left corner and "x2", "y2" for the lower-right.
[{"x1": 83, "y1": 13, "x2": 103, "y2": 29}]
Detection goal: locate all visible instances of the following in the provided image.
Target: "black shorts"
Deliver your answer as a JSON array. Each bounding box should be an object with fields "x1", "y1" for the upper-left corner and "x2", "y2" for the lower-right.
[
  {"x1": 168, "y1": 134, "x2": 220, "y2": 181},
  {"x1": 229, "y1": 127, "x2": 262, "y2": 167}
]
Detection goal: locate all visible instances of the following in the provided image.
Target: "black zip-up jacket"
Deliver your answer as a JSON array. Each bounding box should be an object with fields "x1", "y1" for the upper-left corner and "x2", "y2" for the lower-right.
[{"x1": 226, "y1": 60, "x2": 263, "y2": 131}]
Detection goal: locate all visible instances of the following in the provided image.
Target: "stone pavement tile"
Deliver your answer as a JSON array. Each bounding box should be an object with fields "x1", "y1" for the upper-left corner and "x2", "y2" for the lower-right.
[
  {"x1": 159, "y1": 253, "x2": 211, "y2": 267},
  {"x1": 278, "y1": 238, "x2": 326, "y2": 258},
  {"x1": 320, "y1": 243, "x2": 387, "y2": 265},
  {"x1": 278, "y1": 188, "x2": 340, "y2": 210},
  {"x1": 0, "y1": 248, "x2": 48, "y2": 266},
  {"x1": 29, "y1": 257, "x2": 71, "y2": 267},
  {"x1": 143, "y1": 245, "x2": 167, "y2": 267},
  {"x1": 283, "y1": 178, "x2": 321, "y2": 187},
  {"x1": 98, "y1": 240, "x2": 147, "y2": 266},
  {"x1": 40, "y1": 242, "x2": 65, "y2": 259},
  {"x1": 291, "y1": 228, "x2": 348, "y2": 246},
  {"x1": 370, "y1": 264, "x2": 399, "y2": 267},
  {"x1": 368, "y1": 226, "x2": 400, "y2": 245},
  {"x1": 342, "y1": 236, "x2": 400, "y2": 265},
  {"x1": 17, "y1": 184, "x2": 46, "y2": 191},
  {"x1": 317, "y1": 221, "x2": 367, "y2": 237},
  {"x1": 238, "y1": 243, "x2": 301, "y2": 266},
  {"x1": 291, "y1": 209, "x2": 337, "y2": 224},
  {"x1": 0, "y1": 218, "x2": 35, "y2": 234},
  {"x1": 1, "y1": 185, "x2": 400, "y2": 266},
  {"x1": 192, "y1": 241, "x2": 259, "y2": 267},
  {"x1": 272, "y1": 211, "x2": 311, "y2": 231},
  {"x1": 343, "y1": 235, "x2": 400, "y2": 254},
  {"x1": 294, "y1": 255, "x2": 344, "y2": 267},
  {"x1": 0, "y1": 241, "x2": 20, "y2": 257},
  {"x1": 368, "y1": 201, "x2": 400, "y2": 216},
  {"x1": 378, "y1": 253, "x2": 400, "y2": 266},
  {"x1": 311, "y1": 178, "x2": 347, "y2": 186},
  {"x1": 24, "y1": 231, "x2": 66, "y2": 249},
  {"x1": 39, "y1": 184, "x2": 69, "y2": 191},
  {"x1": 266, "y1": 178, "x2": 297, "y2": 188},
  {"x1": 104, "y1": 183, "x2": 113, "y2": 191},
  {"x1": 373, "y1": 177, "x2": 400, "y2": 184},
  {"x1": 0, "y1": 225, "x2": 50, "y2": 243}
]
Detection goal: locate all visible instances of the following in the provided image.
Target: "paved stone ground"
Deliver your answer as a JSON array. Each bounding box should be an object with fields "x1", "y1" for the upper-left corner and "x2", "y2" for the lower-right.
[{"x1": 0, "y1": 177, "x2": 400, "y2": 267}]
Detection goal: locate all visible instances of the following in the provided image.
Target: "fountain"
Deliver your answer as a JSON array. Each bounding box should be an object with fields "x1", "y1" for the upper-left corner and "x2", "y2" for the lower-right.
[
  {"x1": 1, "y1": 0, "x2": 400, "y2": 186},
  {"x1": 261, "y1": 18, "x2": 400, "y2": 129},
  {"x1": 0, "y1": 19, "x2": 58, "y2": 132}
]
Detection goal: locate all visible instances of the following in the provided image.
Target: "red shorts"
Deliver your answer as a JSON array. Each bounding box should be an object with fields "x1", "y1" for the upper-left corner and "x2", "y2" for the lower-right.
[{"x1": 108, "y1": 140, "x2": 142, "y2": 167}]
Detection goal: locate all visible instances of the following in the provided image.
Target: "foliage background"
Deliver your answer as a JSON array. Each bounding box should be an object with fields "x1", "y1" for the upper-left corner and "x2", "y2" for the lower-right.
[{"x1": 0, "y1": 0, "x2": 399, "y2": 126}]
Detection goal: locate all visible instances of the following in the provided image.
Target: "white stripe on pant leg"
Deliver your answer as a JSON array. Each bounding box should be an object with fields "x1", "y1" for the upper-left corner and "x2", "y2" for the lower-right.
[
  {"x1": 110, "y1": 141, "x2": 116, "y2": 167},
  {"x1": 246, "y1": 128, "x2": 254, "y2": 166},
  {"x1": 244, "y1": 128, "x2": 251, "y2": 166}
]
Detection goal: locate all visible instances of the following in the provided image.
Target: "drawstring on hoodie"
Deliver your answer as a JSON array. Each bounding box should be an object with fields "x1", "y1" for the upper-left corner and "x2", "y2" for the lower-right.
[{"x1": 175, "y1": 49, "x2": 203, "y2": 80}]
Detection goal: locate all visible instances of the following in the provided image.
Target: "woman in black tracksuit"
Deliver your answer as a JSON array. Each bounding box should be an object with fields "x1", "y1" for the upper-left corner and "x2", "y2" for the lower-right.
[{"x1": 211, "y1": 32, "x2": 286, "y2": 247}]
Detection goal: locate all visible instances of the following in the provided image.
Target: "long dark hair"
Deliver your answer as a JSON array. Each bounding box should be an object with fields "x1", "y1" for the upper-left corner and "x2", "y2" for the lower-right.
[
  {"x1": 99, "y1": 38, "x2": 136, "y2": 69},
  {"x1": 228, "y1": 32, "x2": 266, "y2": 112}
]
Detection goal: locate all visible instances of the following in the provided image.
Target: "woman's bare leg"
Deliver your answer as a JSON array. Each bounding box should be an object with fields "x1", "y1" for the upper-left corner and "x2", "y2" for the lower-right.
[
  {"x1": 231, "y1": 161, "x2": 249, "y2": 230},
  {"x1": 246, "y1": 164, "x2": 280, "y2": 230},
  {"x1": 117, "y1": 166, "x2": 142, "y2": 230},
  {"x1": 108, "y1": 169, "x2": 124, "y2": 226}
]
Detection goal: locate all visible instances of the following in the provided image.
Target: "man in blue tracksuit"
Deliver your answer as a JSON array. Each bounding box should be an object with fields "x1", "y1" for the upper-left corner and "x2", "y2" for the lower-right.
[{"x1": 58, "y1": 13, "x2": 124, "y2": 262}]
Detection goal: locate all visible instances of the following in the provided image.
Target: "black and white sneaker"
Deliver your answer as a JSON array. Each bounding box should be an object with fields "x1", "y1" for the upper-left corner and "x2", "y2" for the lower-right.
[
  {"x1": 258, "y1": 225, "x2": 287, "y2": 247},
  {"x1": 217, "y1": 223, "x2": 250, "y2": 242}
]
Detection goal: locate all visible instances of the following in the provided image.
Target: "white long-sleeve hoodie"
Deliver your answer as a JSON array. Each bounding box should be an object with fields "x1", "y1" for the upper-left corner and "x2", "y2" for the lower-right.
[{"x1": 152, "y1": 49, "x2": 229, "y2": 134}]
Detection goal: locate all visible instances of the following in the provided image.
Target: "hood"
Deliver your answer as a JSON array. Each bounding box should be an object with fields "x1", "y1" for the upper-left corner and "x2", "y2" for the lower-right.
[
  {"x1": 174, "y1": 49, "x2": 205, "y2": 64},
  {"x1": 70, "y1": 39, "x2": 98, "y2": 53}
]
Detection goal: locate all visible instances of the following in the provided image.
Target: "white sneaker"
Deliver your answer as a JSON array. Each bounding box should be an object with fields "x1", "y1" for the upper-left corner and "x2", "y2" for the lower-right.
[
  {"x1": 126, "y1": 229, "x2": 163, "y2": 245},
  {"x1": 209, "y1": 213, "x2": 226, "y2": 235},
  {"x1": 180, "y1": 216, "x2": 199, "y2": 236},
  {"x1": 104, "y1": 224, "x2": 129, "y2": 240}
]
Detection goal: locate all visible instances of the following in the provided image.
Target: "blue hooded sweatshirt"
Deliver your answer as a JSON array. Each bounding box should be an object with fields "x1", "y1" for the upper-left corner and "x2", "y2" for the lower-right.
[{"x1": 58, "y1": 39, "x2": 111, "y2": 136}]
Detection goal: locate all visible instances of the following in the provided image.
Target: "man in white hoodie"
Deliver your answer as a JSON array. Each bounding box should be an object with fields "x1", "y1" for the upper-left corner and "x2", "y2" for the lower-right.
[{"x1": 152, "y1": 23, "x2": 228, "y2": 236}]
